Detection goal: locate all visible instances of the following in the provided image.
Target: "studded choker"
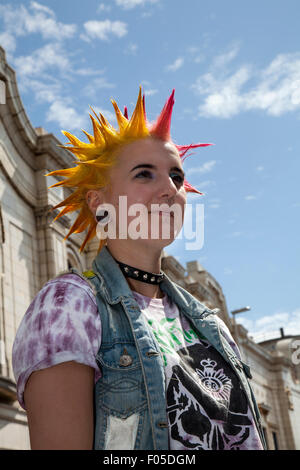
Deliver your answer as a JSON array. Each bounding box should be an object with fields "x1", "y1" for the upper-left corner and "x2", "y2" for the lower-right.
[{"x1": 116, "y1": 260, "x2": 165, "y2": 285}]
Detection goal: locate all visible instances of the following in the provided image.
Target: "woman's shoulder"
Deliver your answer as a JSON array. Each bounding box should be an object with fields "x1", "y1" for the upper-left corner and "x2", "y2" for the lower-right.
[
  {"x1": 44, "y1": 271, "x2": 97, "y2": 304},
  {"x1": 13, "y1": 271, "x2": 100, "y2": 347},
  {"x1": 12, "y1": 272, "x2": 102, "y2": 410},
  {"x1": 17, "y1": 272, "x2": 99, "y2": 333}
]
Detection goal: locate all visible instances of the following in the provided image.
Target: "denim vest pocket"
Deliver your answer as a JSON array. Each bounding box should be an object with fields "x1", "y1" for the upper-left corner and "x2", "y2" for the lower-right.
[
  {"x1": 94, "y1": 342, "x2": 149, "y2": 450},
  {"x1": 95, "y1": 342, "x2": 148, "y2": 417}
]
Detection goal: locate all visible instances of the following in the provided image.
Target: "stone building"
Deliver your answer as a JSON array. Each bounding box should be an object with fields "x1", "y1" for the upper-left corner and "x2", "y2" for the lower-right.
[{"x1": 0, "y1": 46, "x2": 299, "y2": 449}]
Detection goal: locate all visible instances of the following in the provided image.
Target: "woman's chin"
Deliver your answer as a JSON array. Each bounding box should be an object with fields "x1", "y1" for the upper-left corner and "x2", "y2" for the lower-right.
[{"x1": 132, "y1": 235, "x2": 177, "y2": 250}]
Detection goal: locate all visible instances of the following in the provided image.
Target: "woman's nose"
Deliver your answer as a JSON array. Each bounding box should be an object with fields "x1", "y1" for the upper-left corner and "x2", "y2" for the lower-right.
[{"x1": 158, "y1": 174, "x2": 178, "y2": 199}]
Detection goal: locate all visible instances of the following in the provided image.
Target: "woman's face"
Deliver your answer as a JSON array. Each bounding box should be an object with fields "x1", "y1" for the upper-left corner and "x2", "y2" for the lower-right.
[{"x1": 91, "y1": 137, "x2": 187, "y2": 249}]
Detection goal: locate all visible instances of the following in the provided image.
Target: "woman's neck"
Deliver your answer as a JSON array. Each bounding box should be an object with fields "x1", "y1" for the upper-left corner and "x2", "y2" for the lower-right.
[
  {"x1": 127, "y1": 278, "x2": 165, "y2": 299},
  {"x1": 106, "y1": 241, "x2": 165, "y2": 299}
]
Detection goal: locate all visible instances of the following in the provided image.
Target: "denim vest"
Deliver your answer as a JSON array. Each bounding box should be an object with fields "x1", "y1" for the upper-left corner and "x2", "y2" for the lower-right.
[{"x1": 72, "y1": 246, "x2": 266, "y2": 450}]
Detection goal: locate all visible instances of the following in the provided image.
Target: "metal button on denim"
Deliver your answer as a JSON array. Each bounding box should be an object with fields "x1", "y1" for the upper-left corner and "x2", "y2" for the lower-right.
[
  {"x1": 157, "y1": 422, "x2": 169, "y2": 428},
  {"x1": 119, "y1": 347, "x2": 133, "y2": 367},
  {"x1": 146, "y1": 351, "x2": 159, "y2": 357}
]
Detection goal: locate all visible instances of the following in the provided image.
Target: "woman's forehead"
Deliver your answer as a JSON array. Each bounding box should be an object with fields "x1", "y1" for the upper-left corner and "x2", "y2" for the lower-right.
[{"x1": 117, "y1": 138, "x2": 182, "y2": 168}]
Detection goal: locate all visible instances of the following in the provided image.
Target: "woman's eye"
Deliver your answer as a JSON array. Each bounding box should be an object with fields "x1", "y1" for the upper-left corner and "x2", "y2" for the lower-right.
[
  {"x1": 135, "y1": 170, "x2": 153, "y2": 179},
  {"x1": 134, "y1": 170, "x2": 184, "y2": 185},
  {"x1": 170, "y1": 173, "x2": 184, "y2": 184}
]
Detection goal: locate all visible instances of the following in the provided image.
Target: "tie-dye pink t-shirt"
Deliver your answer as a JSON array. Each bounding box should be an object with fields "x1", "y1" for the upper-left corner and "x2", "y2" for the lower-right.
[
  {"x1": 12, "y1": 273, "x2": 102, "y2": 410},
  {"x1": 12, "y1": 273, "x2": 263, "y2": 450}
]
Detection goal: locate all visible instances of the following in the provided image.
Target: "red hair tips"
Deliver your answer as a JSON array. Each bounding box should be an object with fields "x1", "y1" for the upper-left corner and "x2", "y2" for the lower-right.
[{"x1": 150, "y1": 89, "x2": 175, "y2": 141}]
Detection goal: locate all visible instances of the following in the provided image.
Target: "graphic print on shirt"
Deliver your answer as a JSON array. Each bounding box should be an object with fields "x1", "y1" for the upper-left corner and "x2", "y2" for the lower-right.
[
  {"x1": 166, "y1": 342, "x2": 253, "y2": 450},
  {"x1": 144, "y1": 312, "x2": 258, "y2": 450}
]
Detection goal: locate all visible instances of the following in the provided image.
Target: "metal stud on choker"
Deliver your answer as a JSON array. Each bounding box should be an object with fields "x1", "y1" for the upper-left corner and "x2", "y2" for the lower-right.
[{"x1": 116, "y1": 260, "x2": 164, "y2": 285}]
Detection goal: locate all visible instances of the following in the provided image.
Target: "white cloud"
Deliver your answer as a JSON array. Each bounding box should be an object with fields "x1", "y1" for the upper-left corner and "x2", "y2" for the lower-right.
[
  {"x1": 0, "y1": 3, "x2": 120, "y2": 134},
  {"x1": 91, "y1": 77, "x2": 115, "y2": 89},
  {"x1": 229, "y1": 231, "x2": 242, "y2": 237},
  {"x1": 212, "y1": 43, "x2": 240, "y2": 69},
  {"x1": 141, "y1": 11, "x2": 153, "y2": 18},
  {"x1": 186, "y1": 160, "x2": 217, "y2": 175},
  {"x1": 30, "y1": 1, "x2": 55, "y2": 17},
  {"x1": 224, "y1": 267, "x2": 233, "y2": 275},
  {"x1": 97, "y1": 3, "x2": 112, "y2": 13},
  {"x1": 144, "y1": 88, "x2": 158, "y2": 96},
  {"x1": 187, "y1": 46, "x2": 205, "y2": 64},
  {"x1": 192, "y1": 51, "x2": 300, "y2": 118},
  {"x1": 46, "y1": 99, "x2": 88, "y2": 130},
  {"x1": 190, "y1": 180, "x2": 214, "y2": 191},
  {"x1": 209, "y1": 198, "x2": 221, "y2": 209},
  {"x1": 14, "y1": 43, "x2": 70, "y2": 77},
  {"x1": 82, "y1": 20, "x2": 128, "y2": 41},
  {"x1": 115, "y1": 0, "x2": 159, "y2": 9},
  {"x1": 125, "y1": 43, "x2": 138, "y2": 55},
  {"x1": 75, "y1": 67, "x2": 106, "y2": 77},
  {"x1": 0, "y1": 32, "x2": 16, "y2": 53},
  {"x1": 83, "y1": 77, "x2": 115, "y2": 98},
  {"x1": 198, "y1": 180, "x2": 214, "y2": 188},
  {"x1": 237, "y1": 308, "x2": 300, "y2": 342},
  {"x1": 256, "y1": 166, "x2": 264, "y2": 172},
  {"x1": 188, "y1": 46, "x2": 198, "y2": 55},
  {"x1": 24, "y1": 78, "x2": 62, "y2": 103},
  {"x1": 245, "y1": 195, "x2": 257, "y2": 201},
  {"x1": 193, "y1": 66, "x2": 251, "y2": 118},
  {"x1": 194, "y1": 55, "x2": 205, "y2": 64},
  {"x1": 166, "y1": 57, "x2": 184, "y2": 72},
  {"x1": 0, "y1": 2, "x2": 76, "y2": 42},
  {"x1": 141, "y1": 81, "x2": 158, "y2": 96}
]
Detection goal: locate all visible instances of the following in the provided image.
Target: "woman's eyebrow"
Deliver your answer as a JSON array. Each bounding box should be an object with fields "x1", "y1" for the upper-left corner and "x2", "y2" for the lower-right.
[{"x1": 130, "y1": 163, "x2": 185, "y2": 177}]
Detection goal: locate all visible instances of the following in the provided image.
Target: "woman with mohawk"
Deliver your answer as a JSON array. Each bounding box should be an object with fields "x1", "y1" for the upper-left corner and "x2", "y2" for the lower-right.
[{"x1": 12, "y1": 89, "x2": 266, "y2": 451}]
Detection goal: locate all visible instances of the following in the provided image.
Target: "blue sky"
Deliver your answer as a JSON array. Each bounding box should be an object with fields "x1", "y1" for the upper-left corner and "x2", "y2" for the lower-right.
[{"x1": 0, "y1": 0, "x2": 300, "y2": 342}]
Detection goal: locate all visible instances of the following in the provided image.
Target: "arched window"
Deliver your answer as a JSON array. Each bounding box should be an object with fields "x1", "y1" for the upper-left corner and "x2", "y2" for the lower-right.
[{"x1": 66, "y1": 244, "x2": 83, "y2": 272}]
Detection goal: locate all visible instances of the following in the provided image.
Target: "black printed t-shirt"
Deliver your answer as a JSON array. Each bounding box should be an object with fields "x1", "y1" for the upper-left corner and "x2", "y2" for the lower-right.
[{"x1": 132, "y1": 291, "x2": 264, "y2": 451}]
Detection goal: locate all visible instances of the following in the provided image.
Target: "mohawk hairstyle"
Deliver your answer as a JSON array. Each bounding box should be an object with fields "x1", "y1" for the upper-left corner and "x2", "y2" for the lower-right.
[{"x1": 46, "y1": 87, "x2": 212, "y2": 253}]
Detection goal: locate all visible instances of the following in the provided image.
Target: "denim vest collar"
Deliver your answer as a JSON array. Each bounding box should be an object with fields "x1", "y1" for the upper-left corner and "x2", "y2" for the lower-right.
[
  {"x1": 92, "y1": 246, "x2": 134, "y2": 304},
  {"x1": 92, "y1": 246, "x2": 208, "y2": 318}
]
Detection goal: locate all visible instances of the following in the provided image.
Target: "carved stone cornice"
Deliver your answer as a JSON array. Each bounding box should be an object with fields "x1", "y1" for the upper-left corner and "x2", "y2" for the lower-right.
[
  {"x1": 186, "y1": 281, "x2": 212, "y2": 302},
  {"x1": 258, "y1": 402, "x2": 272, "y2": 416},
  {"x1": 0, "y1": 47, "x2": 37, "y2": 154},
  {"x1": 0, "y1": 142, "x2": 37, "y2": 207},
  {"x1": 34, "y1": 205, "x2": 71, "y2": 230},
  {"x1": 162, "y1": 255, "x2": 186, "y2": 279},
  {"x1": 35, "y1": 132, "x2": 74, "y2": 171}
]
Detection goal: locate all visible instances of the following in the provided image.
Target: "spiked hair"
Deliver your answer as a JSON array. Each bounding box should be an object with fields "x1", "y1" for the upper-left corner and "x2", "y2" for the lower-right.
[{"x1": 46, "y1": 87, "x2": 212, "y2": 253}]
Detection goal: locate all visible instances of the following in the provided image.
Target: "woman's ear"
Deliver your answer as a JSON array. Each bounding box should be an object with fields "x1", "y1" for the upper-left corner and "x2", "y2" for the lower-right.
[{"x1": 85, "y1": 190, "x2": 103, "y2": 217}]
